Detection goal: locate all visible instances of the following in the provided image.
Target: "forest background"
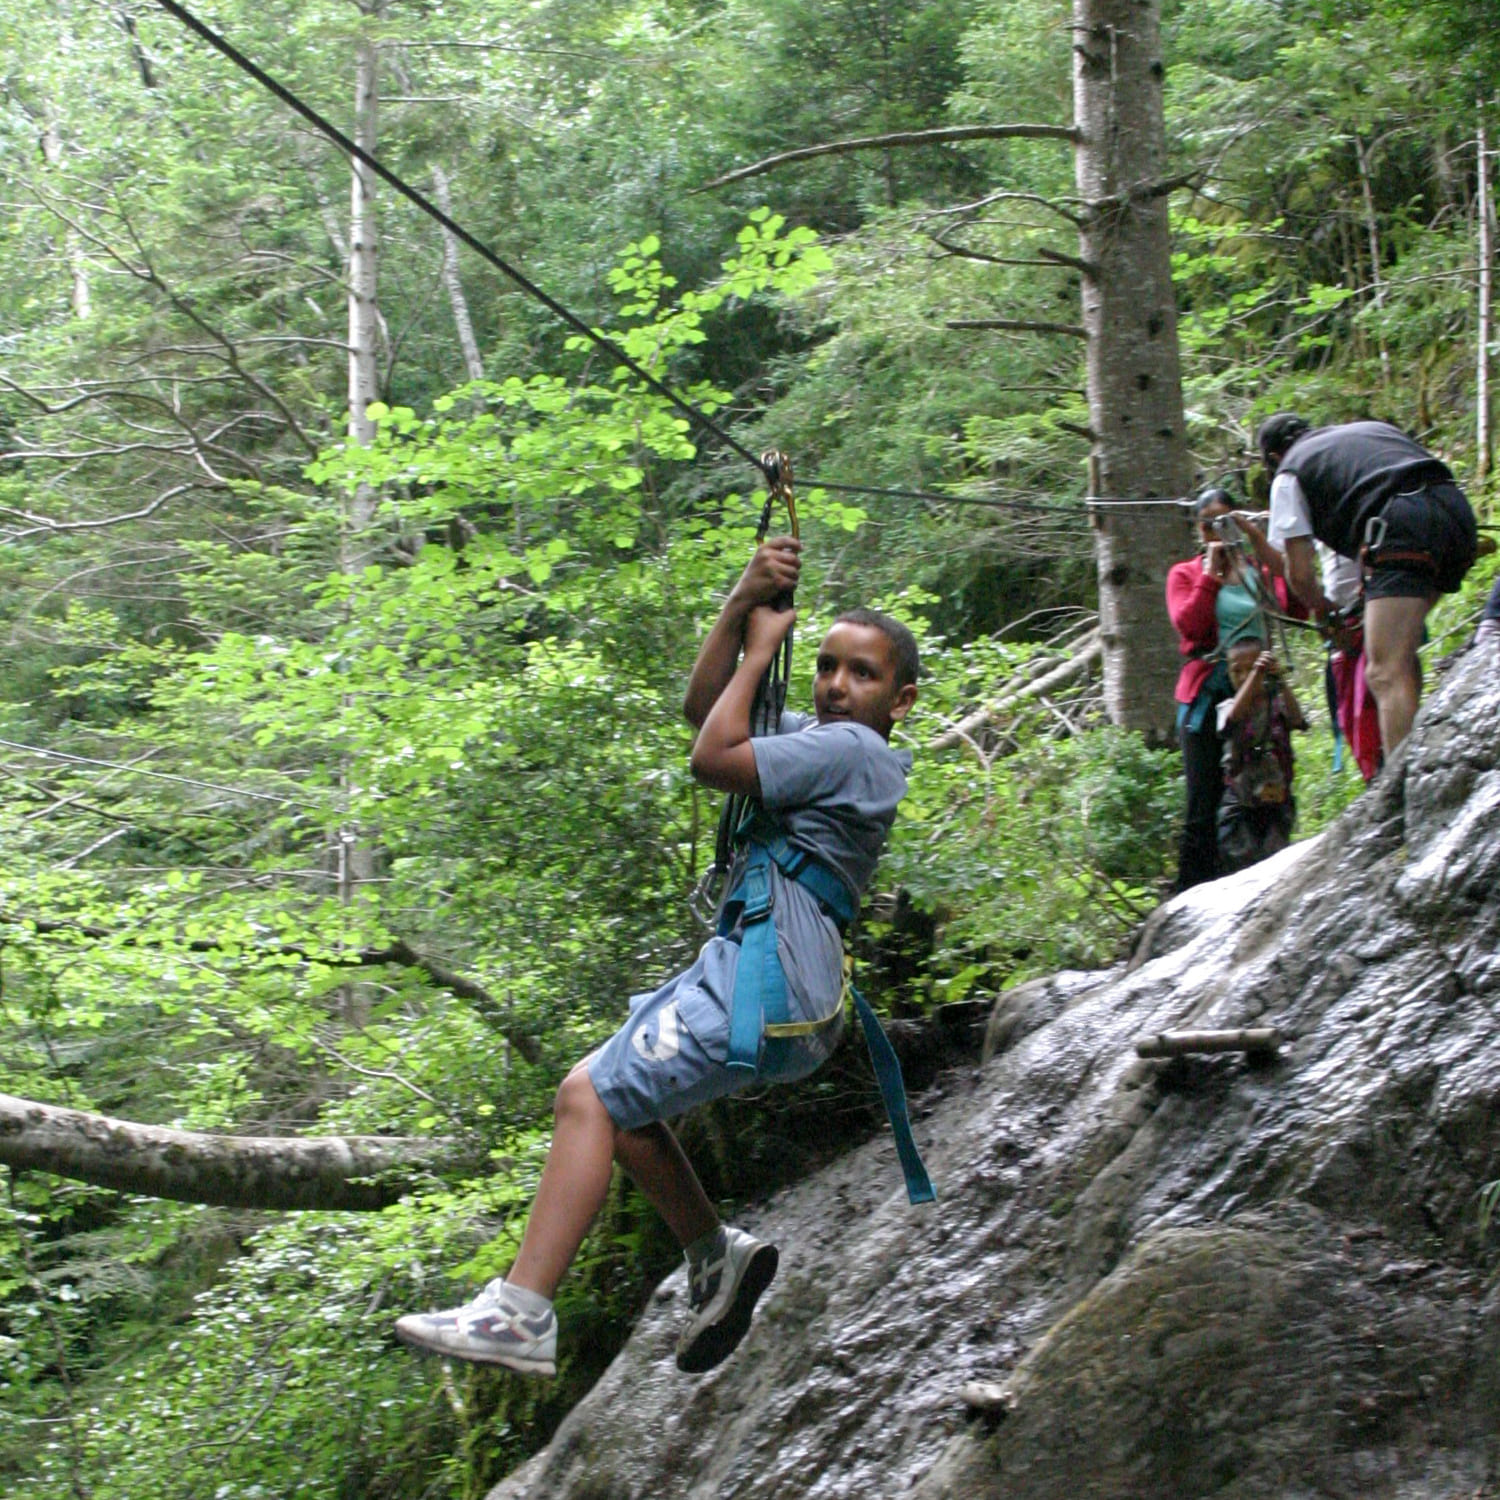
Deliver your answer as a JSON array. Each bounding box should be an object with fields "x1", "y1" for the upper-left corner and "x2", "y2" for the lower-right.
[{"x1": 1, "y1": 0, "x2": 1498, "y2": 1495}]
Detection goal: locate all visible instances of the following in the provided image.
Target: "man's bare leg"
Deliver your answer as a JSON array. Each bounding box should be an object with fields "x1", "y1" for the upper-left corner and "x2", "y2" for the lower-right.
[{"x1": 1363, "y1": 593, "x2": 1433, "y2": 754}]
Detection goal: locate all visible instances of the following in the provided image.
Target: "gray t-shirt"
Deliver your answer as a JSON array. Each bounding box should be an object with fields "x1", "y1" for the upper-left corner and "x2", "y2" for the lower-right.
[
  {"x1": 751, "y1": 711, "x2": 912, "y2": 905},
  {"x1": 735, "y1": 712, "x2": 912, "y2": 1015}
]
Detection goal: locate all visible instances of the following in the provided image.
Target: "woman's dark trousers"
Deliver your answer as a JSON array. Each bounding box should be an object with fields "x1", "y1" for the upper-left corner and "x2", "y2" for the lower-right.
[{"x1": 1176, "y1": 718, "x2": 1224, "y2": 891}]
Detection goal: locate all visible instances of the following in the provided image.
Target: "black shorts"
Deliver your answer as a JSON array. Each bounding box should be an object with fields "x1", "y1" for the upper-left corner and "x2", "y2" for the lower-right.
[{"x1": 1364, "y1": 481, "x2": 1478, "y2": 599}]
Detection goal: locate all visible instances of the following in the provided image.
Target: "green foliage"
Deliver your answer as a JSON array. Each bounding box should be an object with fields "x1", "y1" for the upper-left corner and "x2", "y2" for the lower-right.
[{"x1": 2, "y1": 0, "x2": 1497, "y2": 1495}]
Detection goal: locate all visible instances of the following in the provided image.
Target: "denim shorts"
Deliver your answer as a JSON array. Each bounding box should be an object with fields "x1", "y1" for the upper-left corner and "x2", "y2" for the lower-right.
[{"x1": 587, "y1": 935, "x2": 844, "y2": 1131}]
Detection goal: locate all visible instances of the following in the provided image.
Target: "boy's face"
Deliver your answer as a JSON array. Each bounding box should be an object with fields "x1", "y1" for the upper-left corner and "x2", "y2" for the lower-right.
[
  {"x1": 813, "y1": 621, "x2": 917, "y2": 739},
  {"x1": 1228, "y1": 643, "x2": 1266, "y2": 693}
]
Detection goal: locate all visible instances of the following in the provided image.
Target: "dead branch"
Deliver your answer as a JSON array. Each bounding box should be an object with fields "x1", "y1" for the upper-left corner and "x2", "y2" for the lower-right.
[
  {"x1": 0, "y1": 484, "x2": 206, "y2": 541},
  {"x1": 700, "y1": 123, "x2": 1078, "y2": 190},
  {"x1": 1136, "y1": 1028, "x2": 1282, "y2": 1059},
  {"x1": 947, "y1": 317, "x2": 1088, "y2": 338},
  {"x1": 929, "y1": 631, "x2": 1102, "y2": 750},
  {"x1": 926, "y1": 189, "x2": 1085, "y2": 226}
]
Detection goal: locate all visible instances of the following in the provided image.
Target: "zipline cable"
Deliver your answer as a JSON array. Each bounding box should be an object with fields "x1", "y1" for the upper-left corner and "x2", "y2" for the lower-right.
[{"x1": 149, "y1": 0, "x2": 775, "y2": 485}]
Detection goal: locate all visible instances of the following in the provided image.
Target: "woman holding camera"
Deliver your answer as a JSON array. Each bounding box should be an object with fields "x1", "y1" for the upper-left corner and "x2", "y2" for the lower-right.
[{"x1": 1165, "y1": 488, "x2": 1285, "y2": 891}]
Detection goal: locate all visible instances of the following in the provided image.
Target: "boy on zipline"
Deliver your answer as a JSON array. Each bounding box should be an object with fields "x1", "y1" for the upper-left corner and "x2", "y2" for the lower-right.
[{"x1": 395, "y1": 535, "x2": 920, "y2": 1376}]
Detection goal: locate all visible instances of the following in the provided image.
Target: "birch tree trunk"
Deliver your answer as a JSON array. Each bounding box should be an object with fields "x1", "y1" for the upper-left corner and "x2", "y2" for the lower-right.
[
  {"x1": 1072, "y1": 0, "x2": 1191, "y2": 741},
  {"x1": 38, "y1": 116, "x2": 91, "y2": 320},
  {"x1": 346, "y1": 24, "x2": 382, "y2": 532},
  {"x1": 1355, "y1": 134, "x2": 1392, "y2": 391},
  {"x1": 338, "y1": 16, "x2": 386, "y2": 1012},
  {"x1": 432, "y1": 164, "x2": 486, "y2": 382}
]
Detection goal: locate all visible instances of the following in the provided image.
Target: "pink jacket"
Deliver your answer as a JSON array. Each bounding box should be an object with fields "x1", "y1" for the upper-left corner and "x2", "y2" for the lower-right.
[{"x1": 1166, "y1": 557, "x2": 1223, "y2": 705}]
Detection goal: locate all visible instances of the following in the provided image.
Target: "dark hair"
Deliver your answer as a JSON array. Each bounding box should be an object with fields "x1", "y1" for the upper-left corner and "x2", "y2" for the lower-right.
[
  {"x1": 1192, "y1": 486, "x2": 1232, "y2": 516},
  {"x1": 833, "y1": 607, "x2": 920, "y2": 689},
  {"x1": 1256, "y1": 412, "x2": 1310, "y2": 466}
]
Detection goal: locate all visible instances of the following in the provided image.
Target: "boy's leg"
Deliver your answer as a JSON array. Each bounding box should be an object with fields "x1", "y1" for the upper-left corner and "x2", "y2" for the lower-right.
[
  {"x1": 598, "y1": 1100, "x2": 779, "y2": 1375},
  {"x1": 393, "y1": 1059, "x2": 617, "y2": 1373},
  {"x1": 506, "y1": 1062, "x2": 626, "y2": 1297},
  {"x1": 508, "y1": 1072, "x2": 719, "y2": 1294},
  {"x1": 611, "y1": 1119, "x2": 720, "y2": 1249},
  {"x1": 512, "y1": 1067, "x2": 776, "y2": 1377}
]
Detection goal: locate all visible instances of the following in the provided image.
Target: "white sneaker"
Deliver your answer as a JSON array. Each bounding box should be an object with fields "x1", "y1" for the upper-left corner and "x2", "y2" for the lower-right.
[
  {"x1": 395, "y1": 1279, "x2": 556, "y2": 1375},
  {"x1": 676, "y1": 1227, "x2": 778, "y2": 1374}
]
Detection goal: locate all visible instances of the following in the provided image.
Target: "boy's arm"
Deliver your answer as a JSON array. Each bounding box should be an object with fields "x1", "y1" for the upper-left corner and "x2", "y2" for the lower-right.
[
  {"x1": 689, "y1": 606, "x2": 797, "y2": 796},
  {"x1": 1222, "y1": 655, "x2": 1271, "y2": 725},
  {"x1": 683, "y1": 537, "x2": 801, "y2": 728}
]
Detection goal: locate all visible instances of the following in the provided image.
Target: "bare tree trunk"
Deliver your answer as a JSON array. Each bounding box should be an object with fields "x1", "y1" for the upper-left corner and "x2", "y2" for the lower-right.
[
  {"x1": 431, "y1": 164, "x2": 486, "y2": 382},
  {"x1": 1478, "y1": 105, "x2": 1494, "y2": 484},
  {"x1": 346, "y1": 26, "x2": 382, "y2": 530},
  {"x1": 1072, "y1": 0, "x2": 1190, "y2": 742},
  {"x1": 339, "y1": 19, "x2": 386, "y2": 1016},
  {"x1": 1355, "y1": 134, "x2": 1392, "y2": 391}
]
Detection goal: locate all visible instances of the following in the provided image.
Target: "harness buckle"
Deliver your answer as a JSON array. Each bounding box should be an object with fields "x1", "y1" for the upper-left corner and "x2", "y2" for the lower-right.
[{"x1": 738, "y1": 856, "x2": 774, "y2": 923}]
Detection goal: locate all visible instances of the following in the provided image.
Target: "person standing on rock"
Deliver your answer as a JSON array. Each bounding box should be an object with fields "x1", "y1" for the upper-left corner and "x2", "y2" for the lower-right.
[
  {"x1": 1166, "y1": 488, "x2": 1287, "y2": 890},
  {"x1": 394, "y1": 537, "x2": 920, "y2": 1378},
  {"x1": 1258, "y1": 414, "x2": 1478, "y2": 757}
]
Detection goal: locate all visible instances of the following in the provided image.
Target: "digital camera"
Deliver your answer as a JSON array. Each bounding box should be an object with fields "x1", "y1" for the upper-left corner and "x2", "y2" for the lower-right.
[{"x1": 1208, "y1": 514, "x2": 1243, "y2": 546}]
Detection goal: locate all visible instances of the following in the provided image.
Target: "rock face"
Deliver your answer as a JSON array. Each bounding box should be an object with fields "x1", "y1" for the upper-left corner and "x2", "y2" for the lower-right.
[{"x1": 493, "y1": 644, "x2": 1500, "y2": 1500}]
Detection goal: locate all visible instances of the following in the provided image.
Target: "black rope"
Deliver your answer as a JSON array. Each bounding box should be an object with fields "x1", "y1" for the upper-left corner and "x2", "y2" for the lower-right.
[
  {"x1": 149, "y1": 0, "x2": 774, "y2": 484},
  {"x1": 699, "y1": 453, "x2": 799, "y2": 919}
]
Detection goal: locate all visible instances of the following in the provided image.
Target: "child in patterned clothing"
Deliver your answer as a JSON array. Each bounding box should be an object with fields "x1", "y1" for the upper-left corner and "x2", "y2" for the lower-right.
[{"x1": 1215, "y1": 639, "x2": 1307, "y2": 875}]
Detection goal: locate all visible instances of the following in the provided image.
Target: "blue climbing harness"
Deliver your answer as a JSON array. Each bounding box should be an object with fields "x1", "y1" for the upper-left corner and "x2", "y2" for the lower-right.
[{"x1": 718, "y1": 836, "x2": 936, "y2": 1205}]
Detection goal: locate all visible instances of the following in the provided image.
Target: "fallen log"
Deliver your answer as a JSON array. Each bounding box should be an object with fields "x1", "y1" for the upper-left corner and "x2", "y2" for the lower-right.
[{"x1": 0, "y1": 1092, "x2": 480, "y2": 1210}]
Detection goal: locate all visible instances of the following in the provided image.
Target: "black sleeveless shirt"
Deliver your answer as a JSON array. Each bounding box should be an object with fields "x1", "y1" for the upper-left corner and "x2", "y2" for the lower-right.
[{"x1": 1278, "y1": 421, "x2": 1452, "y2": 556}]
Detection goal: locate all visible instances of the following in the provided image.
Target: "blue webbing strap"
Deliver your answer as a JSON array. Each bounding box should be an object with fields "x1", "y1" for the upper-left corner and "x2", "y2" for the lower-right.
[
  {"x1": 725, "y1": 845, "x2": 786, "y2": 1073},
  {"x1": 850, "y1": 983, "x2": 936, "y2": 1205},
  {"x1": 721, "y1": 837, "x2": 936, "y2": 1204}
]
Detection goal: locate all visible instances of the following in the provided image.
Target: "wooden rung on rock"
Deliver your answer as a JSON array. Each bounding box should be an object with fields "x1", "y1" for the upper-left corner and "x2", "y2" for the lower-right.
[{"x1": 1135, "y1": 1027, "x2": 1281, "y2": 1059}]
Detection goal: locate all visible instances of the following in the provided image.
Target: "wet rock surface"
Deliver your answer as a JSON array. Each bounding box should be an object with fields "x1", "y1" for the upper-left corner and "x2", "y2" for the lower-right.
[{"x1": 492, "y1": 643, "x2": 1500, "y2": 1500}]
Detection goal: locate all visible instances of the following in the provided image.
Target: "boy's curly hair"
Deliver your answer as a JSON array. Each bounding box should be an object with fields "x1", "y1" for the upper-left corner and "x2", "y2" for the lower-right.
[{"x1": 834, "y1": 608, "x2": 920, "y2": 689}]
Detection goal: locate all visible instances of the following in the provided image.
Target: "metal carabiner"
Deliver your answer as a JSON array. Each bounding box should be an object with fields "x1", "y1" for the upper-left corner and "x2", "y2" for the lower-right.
[{"x1": 757, "y1": 449, "x2": 799, "y2": 542}]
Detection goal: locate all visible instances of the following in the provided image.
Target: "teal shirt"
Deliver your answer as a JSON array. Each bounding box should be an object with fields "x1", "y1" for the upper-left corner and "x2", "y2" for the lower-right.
[{"x1": 1216, "y1": 572, "x2": 1266, "y2": 648}]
